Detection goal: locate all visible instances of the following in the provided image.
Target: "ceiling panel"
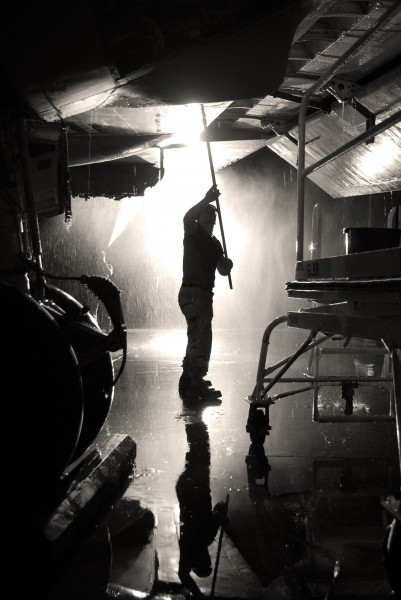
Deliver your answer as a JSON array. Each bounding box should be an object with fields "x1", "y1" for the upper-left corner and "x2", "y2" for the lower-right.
[{"x1": 2, "y1": 0, "x2": 401, "y2": 198}]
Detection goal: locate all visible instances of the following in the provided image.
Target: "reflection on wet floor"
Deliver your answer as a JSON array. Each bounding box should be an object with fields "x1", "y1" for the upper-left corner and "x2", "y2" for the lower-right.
[{"x1": 94, "y1": 328, "x2": 400, "y2": 599}]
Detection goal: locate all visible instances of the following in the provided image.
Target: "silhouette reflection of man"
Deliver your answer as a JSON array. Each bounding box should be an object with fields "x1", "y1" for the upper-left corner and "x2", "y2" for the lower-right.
[{"x1": 175, "y1": 419, "x2": 227, "y2": 598}]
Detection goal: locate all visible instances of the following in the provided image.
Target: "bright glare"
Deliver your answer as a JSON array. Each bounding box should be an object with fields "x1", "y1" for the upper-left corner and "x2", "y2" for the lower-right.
[
  {"x1": 358, "y1": 135, "x2": 401, "y2": 178},
  {"x1": 159, "y1": 103, "x2": 205, "y2": 147},
  {"x1": 145, "y1": 330, "x2": 187, "y2": 358},
  {"x1": 201, "y1": 406, "x2": 221, "y2": 425},
  {"x1": 143, "y1": 144, "x2": 211, "y2": 278},
  {"x1": 143, "y1": 144, "x2": 247, "y2": 282},
  {"x1": 107, "y1": 101, "x2": 248, "y2": 288}
]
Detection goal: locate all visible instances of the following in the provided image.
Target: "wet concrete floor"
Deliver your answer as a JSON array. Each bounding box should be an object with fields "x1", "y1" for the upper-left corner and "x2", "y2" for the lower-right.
[{"x1": 94, "y1": 327, "x2": 399, "y2": 599}]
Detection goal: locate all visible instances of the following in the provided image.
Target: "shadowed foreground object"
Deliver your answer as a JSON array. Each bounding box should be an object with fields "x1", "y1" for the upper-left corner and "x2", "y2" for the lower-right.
[{"x1": 3, "y1": 275, "x2": 132, "y2": 599}]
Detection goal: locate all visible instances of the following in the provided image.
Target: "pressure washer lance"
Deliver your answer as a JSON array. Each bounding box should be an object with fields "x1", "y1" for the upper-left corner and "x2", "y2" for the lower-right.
[
  {"x1": 324, "y1": 559, "x2": 341, "y2": 600},
  {"x1": 200, "y1": 104, "x2": 233, "y2": 290},
  {"x1": 210, "y1": 493, "x2": 230, "y2": 599}
]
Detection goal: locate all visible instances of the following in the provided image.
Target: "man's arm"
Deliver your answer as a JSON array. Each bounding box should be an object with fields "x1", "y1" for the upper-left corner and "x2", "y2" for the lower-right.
[{"x1": 183, "y1": 185, "x2": 220, "y2": 234}]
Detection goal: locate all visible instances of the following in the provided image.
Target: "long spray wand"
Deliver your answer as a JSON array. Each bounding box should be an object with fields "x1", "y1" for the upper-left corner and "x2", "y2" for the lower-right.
[{"x1": 200, "y1": 104, "x2": 233, "y2": 290}]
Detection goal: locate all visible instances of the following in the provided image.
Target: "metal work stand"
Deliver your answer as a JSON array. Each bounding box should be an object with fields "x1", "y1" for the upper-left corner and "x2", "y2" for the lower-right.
[
  {"x1": 246, "y1": 315, "x2": 395, "y2": 448},
  {"x1": 245, "y1": 5, "x2": 401, "y2": 594},
  {"x1": 247, "y1": 0, "x2": 401, "y2": 483}
]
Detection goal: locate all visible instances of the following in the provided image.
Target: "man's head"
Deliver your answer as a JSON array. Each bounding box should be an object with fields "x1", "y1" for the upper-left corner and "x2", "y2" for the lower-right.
[{"x1": 198, "y1": 204, "x2": 217, "y2": 234}]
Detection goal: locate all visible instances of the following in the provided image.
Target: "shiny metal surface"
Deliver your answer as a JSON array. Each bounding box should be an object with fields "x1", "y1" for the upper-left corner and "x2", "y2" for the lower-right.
[
  {"x1": 2, "y1": 1, "x2": 401, "y2": 197},
  {"x1": 93, "y1": 328, "x2": 400, "y2": 597}
]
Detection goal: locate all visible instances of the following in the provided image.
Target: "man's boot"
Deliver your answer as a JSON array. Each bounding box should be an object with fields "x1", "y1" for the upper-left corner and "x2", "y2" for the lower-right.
[{"x1": 186, "y1": 377, "x2": 222, "y2": 399}]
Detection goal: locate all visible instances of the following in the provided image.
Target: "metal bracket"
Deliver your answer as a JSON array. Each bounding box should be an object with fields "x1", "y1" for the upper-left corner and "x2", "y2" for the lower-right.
[
  {"x1": 325, "y1": 80, "x2": 376, "y2": 143},
  {"x1": 325, "y1": 78, "x2": 361, "y2": 103},
  {"x1": 261, "y1": 116, "x2": 296, "y2": 135},
  {"x1": 349, "y1": 97, "x2": 376, "y2": 143}
]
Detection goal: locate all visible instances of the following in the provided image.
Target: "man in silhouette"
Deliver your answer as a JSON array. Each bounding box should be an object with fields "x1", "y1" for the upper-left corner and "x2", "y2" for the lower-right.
[{"x1": 178, "y1": 185, "x2": 233, "y2": 399}]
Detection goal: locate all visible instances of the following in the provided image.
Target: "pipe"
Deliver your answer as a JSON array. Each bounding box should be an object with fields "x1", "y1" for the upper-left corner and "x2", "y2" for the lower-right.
[
  {"x1": 390, "y1": 347, "x2": 401, "y2": 485},
  {"x1": 18, "y1": 119, "x2": 46, "y2": 299},
  {"x1": 256, "y1": 315, "x2": 289, "y2": 388},
  {"x1": 263, "y1": 332, "x2": 333, "y2": 377},
  {"x1": 304, "y1": 108, "x2": 401, "y2": 177},
  {"x1": 200, "y1": 104, "x2": 233, "y2": 290},
  {"x1": 262, "y1": 377, "x2": 392, "y2": 383},
  {"x1": 260, "y1": 329, "x2": 319, "y2": 399}
]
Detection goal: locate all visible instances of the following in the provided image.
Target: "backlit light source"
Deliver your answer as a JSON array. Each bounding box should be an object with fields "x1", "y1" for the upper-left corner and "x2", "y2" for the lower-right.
[
  {"x1": 158, "y1": 103, "x2": 205, "y2": 148},
  {"x1": 357, "y1": 134, "x2": 401, "y2": 179},
  {"x1": 107, "y1": 102, "x2": 246, "y2": 284},
  {"x1": 143, "y1": 146, "x2": 247, "y2": 282}
]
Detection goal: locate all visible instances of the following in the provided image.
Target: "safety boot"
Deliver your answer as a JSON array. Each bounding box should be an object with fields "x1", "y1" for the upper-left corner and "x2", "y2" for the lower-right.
[{"x1": 186, "y1": 377, "x2": 221, "y2": 399}]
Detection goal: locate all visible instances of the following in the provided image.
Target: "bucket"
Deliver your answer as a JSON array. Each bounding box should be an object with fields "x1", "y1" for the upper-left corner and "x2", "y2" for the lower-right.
[{"x1": 343, "y1": 227, "x2": 401, "y2": 254}]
